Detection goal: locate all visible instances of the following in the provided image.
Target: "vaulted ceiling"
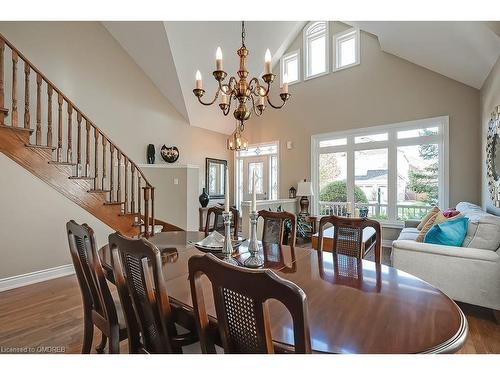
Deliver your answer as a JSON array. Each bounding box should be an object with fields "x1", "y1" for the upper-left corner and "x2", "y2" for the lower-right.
[{"x1": 103, "y1": 21, "x2": 500, "y2": 135}]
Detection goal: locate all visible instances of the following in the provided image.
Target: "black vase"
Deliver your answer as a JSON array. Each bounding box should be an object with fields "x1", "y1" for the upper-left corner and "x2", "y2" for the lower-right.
[
  {"x1": 199, "y1": 188, "x2": 210, "y2": 208},
  {"x1": 147, "y1": 144, "x2": 155, "y2": 164}
]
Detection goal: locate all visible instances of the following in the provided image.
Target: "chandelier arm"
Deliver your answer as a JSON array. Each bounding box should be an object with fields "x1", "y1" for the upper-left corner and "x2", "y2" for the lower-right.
[
  {"x1": 248, "y1": 77, "x2": 260, "y2": 93},
  {"x1": 197, "y1": 89, "x2": 220, "y2": 106},
  {"x1": 250, "y1": 94, "x2": 263, "y2": 117},
  {"x1": 266, "y1": 95, "x2": 287, "y2": 109},
  {"x1": 218, "y1": 78, "x2": 235, "y2": 95}
]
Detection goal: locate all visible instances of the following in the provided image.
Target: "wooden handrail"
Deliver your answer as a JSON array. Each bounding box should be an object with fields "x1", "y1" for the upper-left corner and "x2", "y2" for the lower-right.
[{"x1": 0, "y1": 32, "x2": 156, "y2": 236}]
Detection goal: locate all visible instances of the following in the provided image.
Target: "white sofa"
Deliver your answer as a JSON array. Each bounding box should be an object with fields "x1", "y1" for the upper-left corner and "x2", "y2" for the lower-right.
[{"x1": 392, "y1": 202, "x2": 500, "y2": 312}]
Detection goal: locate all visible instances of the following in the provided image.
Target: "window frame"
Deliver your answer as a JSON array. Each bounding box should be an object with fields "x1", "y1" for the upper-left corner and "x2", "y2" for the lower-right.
[
  {"x1": 333, "y1": 27, "x2": 360, "y2": 72},
  {"x1": 303, "y1": 21, "x2": 329, "y2": 81},
  {"x1": 279, "y1": 49, "x2": 300, "y2": 86},
  {"x1": 311, "y1": 116, "x2": 449, "y2": 227}
]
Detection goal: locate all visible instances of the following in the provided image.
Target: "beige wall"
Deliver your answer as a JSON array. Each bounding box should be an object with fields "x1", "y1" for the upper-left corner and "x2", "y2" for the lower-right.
[
  {"x1": 0, "y1": 22, "x2": 232, "y2": 280},
  {"x1": 481, "y1": 57, "x2": 500, "y2": 215},
  {"x1": 245, "y1": 23, "x2": 481, "y2": 213}
]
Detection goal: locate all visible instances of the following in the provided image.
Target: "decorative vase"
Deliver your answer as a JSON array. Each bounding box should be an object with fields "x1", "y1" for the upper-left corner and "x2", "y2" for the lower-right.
[
  {"x1": 147, "y1": 144, "x2": 155, "y2": 164},
  {"x1": 359, "y1": 207, "x2": 369, "y2": 218},
  {"x1": 199, "y1": 188, "x2": 210, "y2": 208}
]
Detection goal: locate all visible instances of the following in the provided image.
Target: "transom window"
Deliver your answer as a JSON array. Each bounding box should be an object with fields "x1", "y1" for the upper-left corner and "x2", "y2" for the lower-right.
[
  {"x1": 304, "y1": 21, "x2": 329, "y2": 79},
  {"x1": 280, "y1": 50, "x2": 300, "y2": 85},
  {"x1": 333, "y1": 28, "x2": 360, "y2": 71},
  {"x1": 311, "y1": 117, "x2": 449, "y2": 225}
]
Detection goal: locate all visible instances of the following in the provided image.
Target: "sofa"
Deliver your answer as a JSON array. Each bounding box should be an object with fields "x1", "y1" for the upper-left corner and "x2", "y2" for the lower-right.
[{"x1": 392, "y1": 202, "x2": 500, "y2": 312}]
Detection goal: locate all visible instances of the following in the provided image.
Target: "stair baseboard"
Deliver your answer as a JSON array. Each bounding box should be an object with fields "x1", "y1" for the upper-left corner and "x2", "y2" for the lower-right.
[{"x1": 0, "y1": 264, "x2": 75, "y2": 292}]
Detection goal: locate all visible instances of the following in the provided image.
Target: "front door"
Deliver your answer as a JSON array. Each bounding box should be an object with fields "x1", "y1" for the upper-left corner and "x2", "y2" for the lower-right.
[{"x1": 243, "y1": 156, "x2": 268, "y2": 202}]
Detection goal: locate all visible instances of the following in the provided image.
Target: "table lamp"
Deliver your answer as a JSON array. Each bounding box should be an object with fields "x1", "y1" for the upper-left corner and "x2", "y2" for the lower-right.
[{"x1": 297, "y1": 179, "x2": 314, "y2": 216}]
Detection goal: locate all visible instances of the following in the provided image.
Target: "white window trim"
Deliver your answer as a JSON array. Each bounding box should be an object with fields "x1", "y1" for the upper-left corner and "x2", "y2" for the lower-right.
[
  {"x1": 333, "y1": 27, "x2": 360, "y2": 72},
  {"x1": 310, "y1": 116, "x2": 449, "y2": 227},
  {"x1": 303, "y1": 21, "x2": 329, "y2": 81},
  {"x1": 279, "y1": 49, "x2": 300, "y2": 86}
]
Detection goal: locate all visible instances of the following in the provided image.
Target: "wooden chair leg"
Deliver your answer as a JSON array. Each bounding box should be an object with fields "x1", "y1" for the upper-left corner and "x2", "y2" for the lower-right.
[
  {"x1": 109, "y1": 327, "x2": 120, "y2": 354},
  {"x1": 95, "y1": 332, "x2": 107, "y2": 353},
  {"x1": 81, "y1": 315, "x2": 94, "y2": 354}
]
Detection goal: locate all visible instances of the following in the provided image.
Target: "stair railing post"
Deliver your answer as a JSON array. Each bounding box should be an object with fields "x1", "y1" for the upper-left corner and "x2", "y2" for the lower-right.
[
  {"x1": 11, "y1": 50, "x2": 18, "y2": 127},
  {"x1": 143, "y1": 186, "x2": 150, "y2": 238},
  {"x1": 56, "y1": 93, "x2": 63, "y2": 162},
  {"x1": 150, "y1": 186, "x2": 155, "y2": 237},
  {"x1": 76, "y1": 113, "x2": 82, "y2": 176},
  {"x1": 47, "y1": 86, "x2": 53, "y2": 147},
  {"x1": 23, "y1": 62, "x2": 30, "y2": 130},
  {"x1": 35, "y1": 73, "x2": 42, "y2": 145},
  {"x1": 66, "y1": 104, "x2": 73, "y2": 163}
]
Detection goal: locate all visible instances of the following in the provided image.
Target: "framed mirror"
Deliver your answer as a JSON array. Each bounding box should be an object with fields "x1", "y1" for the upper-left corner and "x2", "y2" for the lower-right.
[
  {"x1": 206, "y1": 158, "x2": 227, "y2": 199},
  {"x1": 486, "y1": 105, "x2": 500, "y2": 204}
]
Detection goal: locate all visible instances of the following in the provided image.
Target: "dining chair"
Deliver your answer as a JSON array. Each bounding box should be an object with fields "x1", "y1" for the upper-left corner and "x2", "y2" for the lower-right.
[
  {"x1": 108, "y1": 232, "x2": 198, "y2": 353},
  {"x1": 317, "y1": 215, "x2": 382, "y2": 264},
  {"x1": 204, "y1": 205, "x2": 239, "y2": 238},
  {"x1": 258, "y1": 209, "x2": 297, "y2": 246},
  {"x1": 66, "y1": 220, "x2": 127, "y2": 354},
  {"x1": 188, "y1": 253, "x2": 311, "y2": 354}
]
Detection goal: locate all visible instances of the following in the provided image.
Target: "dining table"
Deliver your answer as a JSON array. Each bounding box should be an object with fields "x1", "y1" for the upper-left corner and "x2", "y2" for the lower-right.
[{"x1": 98, "y1": 231, "x2": 468, "y2": 354}]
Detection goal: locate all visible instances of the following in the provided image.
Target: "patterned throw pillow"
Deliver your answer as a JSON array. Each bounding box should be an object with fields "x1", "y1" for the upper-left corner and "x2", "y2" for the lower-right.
[
  {"x1": 417, "y1": 207, "x2": 440, "y2": 230},
  {"x1": 416, "y1": 212, "x2": 439, "y2": 242}
]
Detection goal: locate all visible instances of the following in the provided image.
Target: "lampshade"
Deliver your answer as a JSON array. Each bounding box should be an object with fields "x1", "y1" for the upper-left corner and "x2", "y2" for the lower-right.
[{"x1": 297, "y1": 181, "x2": 314, "y2": 197}]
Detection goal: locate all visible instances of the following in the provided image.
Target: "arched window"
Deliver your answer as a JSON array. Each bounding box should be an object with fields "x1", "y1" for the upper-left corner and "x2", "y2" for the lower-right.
[{"x1": 303, "y1": 21, "x2": 329, "y2": 79}]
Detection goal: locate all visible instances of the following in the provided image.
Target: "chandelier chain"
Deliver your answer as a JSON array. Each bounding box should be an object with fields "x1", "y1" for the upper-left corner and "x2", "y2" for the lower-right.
[{"x1": 241, "y1": 21, "x2": 246, "y2": 48}]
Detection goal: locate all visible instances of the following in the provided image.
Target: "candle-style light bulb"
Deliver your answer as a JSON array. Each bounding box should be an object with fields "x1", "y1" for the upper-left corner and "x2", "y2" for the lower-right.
[
  {"x1": 216, "y1": 47, "x2": 223, "y2": 71},
  {"x1": 195, "y1": 70, "x2": 202, "y2": 89},
  {"x1": 264, "y1": 49, "x2": 272, "y2": 75},
  {"x1": 281, "y1": 74, "x2": 289, "y2": 94}
]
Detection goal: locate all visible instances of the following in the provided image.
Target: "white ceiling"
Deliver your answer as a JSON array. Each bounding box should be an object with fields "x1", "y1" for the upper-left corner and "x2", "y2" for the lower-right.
[
  {"x1": 104, "y1": 21, "x2": 500, "y2": 135},
  {"x1": 349, "y1": 21, "x2": 500, "y2": 89}
]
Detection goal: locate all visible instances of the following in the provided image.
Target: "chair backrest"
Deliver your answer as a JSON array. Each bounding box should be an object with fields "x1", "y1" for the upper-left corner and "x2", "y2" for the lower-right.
[
  {"x1": 188, "y1": 253, "x2": 311, "y2": 354},
  {"x1": 258, "y1": 210, "x2": 297, "y2": 246},
  {"x1": 108, "y1": 232, "x2": 177, "y2": 353},
  {"x1": 66, "y1": 221, "x2": 118, "y2": 325},
  {"x1": 317, "y1": 215, "x2": 382, "y2": 263},
  {"x1": 204, "y1": 206, "x2": 239, "y2": 237}
]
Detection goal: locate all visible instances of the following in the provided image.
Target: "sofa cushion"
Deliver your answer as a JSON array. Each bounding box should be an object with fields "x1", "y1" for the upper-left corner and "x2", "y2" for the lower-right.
[
  {"x1": 398, "y1": 228, "x2": 420, "y2": 241},
  {"x1": 424, "y1": 216, "x2": 469, "y2": 247},
  {"x1": 417, "y1": 207, "x2": 439, "y2": 230},
  {"x1": 416, "y1": 212, "x2": 440, "y2": 242},
  {"x1": 455, "y1": 201, "x2": 500, "y2": 250}
]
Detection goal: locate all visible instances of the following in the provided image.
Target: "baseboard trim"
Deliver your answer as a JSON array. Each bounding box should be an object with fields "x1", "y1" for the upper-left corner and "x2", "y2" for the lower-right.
[{"x1": 0, "y1": 264, "x2": 75, "y2": 292}]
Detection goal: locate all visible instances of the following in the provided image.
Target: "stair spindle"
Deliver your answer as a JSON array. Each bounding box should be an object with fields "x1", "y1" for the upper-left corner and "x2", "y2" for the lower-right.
[
  {"x1": 85, "y1": 120, "x2": 90, "y2": 176},
  {"x1": 117, "y1": 152, "x2": 122, "y2": 203},
  {"x1": 109, "y1": 144, "x2": 115, "y2": 201},
  {"x1": 23, "y1": 62, "x2": 30, "y2": 130},
  {"x1": 0, "y1": 39, "x2": 4, "y2": 125},
  {"x1": 11, "y1": 51, "x2": 18, "y2": 127},
  {"x1": 124, "y1": 158, "x2": 129, "y2": 214},
  {"x1": 47, "y1": 86, "x2": 53, "y2": 147},
  {"x1": 57, "y1": 93, "x2": 63, "y2": 162},
  {"x1": 76, "y1": 113, "x2": 82, "y2": 176},
  {"x1": 102, "y1": 137, "x2": 106, "y2": 190},
  {"x1": 150, "y1": 187, "x2": 155, "y2": 236},
  {"x1": 35, "y1": 73, "x2": 42, "y2": 145},
  {"x1": 94, "y1": 128, "x2": 99, "y2": 189},
  {"x1": 137, "y1": 174, "x2": 142, "y2": 219},
  {"x1": 143, "y1": 187, "x2": 150, "y2": 238},
  {"x1": 131, "y1": 166, "x2": 136, "y2": 213},
  {"x1": 67, "y1": 104, "x2": 73, "y2": 163}
]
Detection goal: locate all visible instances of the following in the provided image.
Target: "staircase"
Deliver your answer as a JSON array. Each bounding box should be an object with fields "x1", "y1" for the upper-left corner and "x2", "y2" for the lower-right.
[{"x1": 0, "y1": 33, "x2": 158, "y2": 237}]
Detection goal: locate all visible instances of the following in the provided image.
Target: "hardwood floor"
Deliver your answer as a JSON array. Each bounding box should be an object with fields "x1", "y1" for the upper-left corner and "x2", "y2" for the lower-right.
[{"x1": 0, "y1": 250, "x2": 499, "y2": 354}]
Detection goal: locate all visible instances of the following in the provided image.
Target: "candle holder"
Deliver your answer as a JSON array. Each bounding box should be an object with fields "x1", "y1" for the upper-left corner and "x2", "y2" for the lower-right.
[
  {"x1": 244, "y1": 211, "x2": 264, "y2": 268},
  {"x1": 222, "y1": 211, "x2": 239, "y2": 266}
]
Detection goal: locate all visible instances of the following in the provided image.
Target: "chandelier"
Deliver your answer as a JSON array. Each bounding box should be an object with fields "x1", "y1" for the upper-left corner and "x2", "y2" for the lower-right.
[{"x1": 193, "y1": 21, "x2": 291, "y2": 150}]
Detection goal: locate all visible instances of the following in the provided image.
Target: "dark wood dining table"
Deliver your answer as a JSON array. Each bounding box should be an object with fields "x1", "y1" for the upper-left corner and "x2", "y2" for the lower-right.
[{"x1": 99, "y1": 231, "x2": 468, "y2": 354}]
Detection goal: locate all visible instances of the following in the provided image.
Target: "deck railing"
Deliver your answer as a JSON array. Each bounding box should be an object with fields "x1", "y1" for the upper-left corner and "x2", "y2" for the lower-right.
[{"x1": 318, "y1": 201, "x2": 433, "y2": 221}]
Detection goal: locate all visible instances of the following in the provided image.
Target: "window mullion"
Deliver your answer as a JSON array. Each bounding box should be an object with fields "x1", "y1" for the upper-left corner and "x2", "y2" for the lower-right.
[
  {"x1": 346, "y1": 136, "x2": 355, "y2": 208},
  {"x1": 387, "y1": 131, "x2": 398, "y2": 222}
]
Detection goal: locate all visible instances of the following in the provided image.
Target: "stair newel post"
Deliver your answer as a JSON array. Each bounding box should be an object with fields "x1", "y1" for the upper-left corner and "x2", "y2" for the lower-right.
[
  {"x1": 117, "y1": 151, "x2": 122, "y2": 203},
  {"x1": 35, "y1": 73, "x2": 42, "y2": 145},
  {"x1": 109, "y1": 144, "x2": 115, "y2": 201},
  {"x1": 131, "y1": 165, "x2": 136, "y2": 214},
  {"x1": 150, "y1": 186, "x2": 155, "y2": 237},
  {"x1": 66, "y1": 104, "x2": 73, "y2": 163},
  {"x1": 124, "y1": 158, "x2": 129, "y2": 214},
  {"x1": 56, "y1": 93, "x2": 63, "y2": 162},
  {"x1": 94, "y1": 128, "x2": 99, "y2": 190},
  {"x1": 23, "y1": 62, "x2": 30, "y2": 130},
  {"x1": 143, "y1": 186, "x2": 150, "y2": 238},
  {"x1": 76, "y1": 113, "x2": 82, "y2": 176},
  {"x1": 47, "y1": 86, "x2": 53, "y2": 147},
  {"x1": 11, "y1": 50, "x2": 18, "y2": 127},
  {"x1": 101, "y1": 136, "x2": 107, "y2": 191},
  {"x1": 0, "y1": 39, "x2": 4, "y2": 125},
  {"x1": 85, "y1": 120, "x2": 90, "y2": 177}
]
